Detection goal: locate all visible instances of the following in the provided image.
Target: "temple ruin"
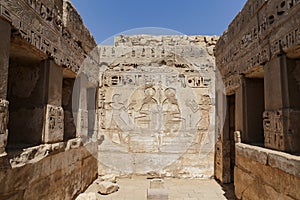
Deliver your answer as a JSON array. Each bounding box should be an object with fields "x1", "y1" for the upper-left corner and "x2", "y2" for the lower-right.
[
  {"x1": 0, "y1": 0, "x2": 299, "y2": 199},
  {"x1": 215, "y1": 0, "x2": 300, "y2": 199}
]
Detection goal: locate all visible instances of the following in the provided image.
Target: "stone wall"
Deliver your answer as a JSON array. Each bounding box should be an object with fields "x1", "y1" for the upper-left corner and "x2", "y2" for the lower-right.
[
  {"x1": 214, "y1": 0, "x2": 300, "y2": 185},
  {"x1": 0, "y1": 0, "x2": 99, "y2": 199},
  {"x1": 98, "y1": 35, "x2": 218, "y2": 178},
  {"x1": 235, "y1": 143, "x2": 300, "y2": 200},
  {"x1": 0, "y1": 140, "x2": 98, "y2": 200}
]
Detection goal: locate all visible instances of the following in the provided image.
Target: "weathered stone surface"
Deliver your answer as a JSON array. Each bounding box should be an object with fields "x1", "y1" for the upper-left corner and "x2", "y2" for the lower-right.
[
  {"x1": 235, "y1": 143, "x2": 300, "y2": 200},
  {"x1": 98, "y1": 174, "x2": 117, "y2": 183},
  {"x1": 236, "y1": 143, "x2": 268, "y2": 165},
  {"x1": 150, "y1": 179, "x2": 165, "y2": 189},
  {"x1": 0, "y1": 99, "x2": 8, "y2": 156},
  {"x1": 97, "y1": 181, "x2": 119, "y2": 195},
  {"x1": 147, "y1": 188, "x2": 168, "y2": 200},
  {"x1": 268, "y1": 150, "x2": 300, "y2": 178},
  {"x1": 0, "y1": 142, "x2": 98, "y2": 200},
  {"x1": 98, "y1": 35, "x2": 217, "y2": 178},
  {"x1": 75, "y1": 192, "x2": 102, "y2": 200},
  {"x1": 0, "y1": 0, "x2": 96, "y2": 73}
]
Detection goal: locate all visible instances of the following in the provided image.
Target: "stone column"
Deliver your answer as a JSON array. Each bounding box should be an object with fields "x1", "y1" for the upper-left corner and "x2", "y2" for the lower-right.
[
  {"x1": 235, "y1": 76, "x2": 246, "y2": 140},
  {"x1": 41, "y1": 60, "x2": 64, "y2": 143},
  {"x1": 0, "y1": 18, "x2": 11, "y2": 156},
  {"x1": 235, "y1": 76, "x2": 264, "y2": 144},
  {"x1": 264, "y1": 55, "x2": 300, "y2": 153},
  {"x1": 73, "y1": 74, "x2": 88, "y2": 140}
]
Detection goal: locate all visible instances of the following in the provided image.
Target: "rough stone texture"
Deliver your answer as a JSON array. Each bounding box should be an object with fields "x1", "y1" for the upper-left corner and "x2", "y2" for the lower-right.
[
  {"x1": 0, "y1": 18, "x2": 11, "y2": 99},
  {"x1": 0, "y1": 141, "x2": 98, "y2": 200},
  {"x1": 235, "y1": 143, "x2": 300, "y2": 200},
  {"x1": 97, "y1": 181, "x2": 119, "y2": 195},
  {"x1": 0, "y1": 1, "x2": 99, "y2": 199},
  {"x1": 0, "y1": 0, "x2": 96, "y2": 73},
  {"x1": 98, "y1": 35, "x2": 218, "y2": 178},
  {"x1": 76, "y1": 193, "x2": 102, "y2": 200}
]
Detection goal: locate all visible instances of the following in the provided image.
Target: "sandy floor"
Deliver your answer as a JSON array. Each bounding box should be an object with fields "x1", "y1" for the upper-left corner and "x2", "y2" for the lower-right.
[{"x1": 83, "y1": 176, "x2": 236, "y2": 200}]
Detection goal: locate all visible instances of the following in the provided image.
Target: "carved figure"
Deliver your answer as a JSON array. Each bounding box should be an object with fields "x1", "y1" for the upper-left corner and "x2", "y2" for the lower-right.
[
  {"x1": 162, "y1": 88, "x2": 185, "y2": 133},
  {"x1": 135, "y1": 87, "x2": 159, "y2": 129}
]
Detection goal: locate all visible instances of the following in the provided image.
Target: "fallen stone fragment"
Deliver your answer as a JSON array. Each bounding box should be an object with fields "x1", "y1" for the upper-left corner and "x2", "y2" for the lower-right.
[
  {"x1": 99, "y1": 174, "x2": 117, "y2": 183},
  {"x1": 97, "y1": 181, "x2": 119, "y2": 195}
]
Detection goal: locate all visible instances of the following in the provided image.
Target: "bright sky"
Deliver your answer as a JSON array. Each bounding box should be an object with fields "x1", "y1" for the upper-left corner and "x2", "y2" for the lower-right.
[{"x1": 71, "y1": 0, "x2": 247, "y2": 44}]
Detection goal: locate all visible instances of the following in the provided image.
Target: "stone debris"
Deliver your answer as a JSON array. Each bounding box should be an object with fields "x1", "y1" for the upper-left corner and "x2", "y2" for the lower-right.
[
  {"x1": 98, "y1": 174, "x2": 117, "y2": 183},
  {"x1": 97, "y1": 181, "x2": 119, "y2": 195}
]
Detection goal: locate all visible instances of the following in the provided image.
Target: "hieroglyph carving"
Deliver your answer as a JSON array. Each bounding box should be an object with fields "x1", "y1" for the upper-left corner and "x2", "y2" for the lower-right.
[
  {"x1": 0, "y1": 99, "x2": 9, "y2": 156},
  {"x1": 100, "y1": 64, "x2": 211, "y2": 148},
  {"x1": 0, "y1": 0, "x2": 94, "y2": 73},
  {"x1": 44, "y1": 104, "x2": 63, "y2": 143},
  {"x1": 263, "y1": 110, "x2": 284, "y2": 150}
]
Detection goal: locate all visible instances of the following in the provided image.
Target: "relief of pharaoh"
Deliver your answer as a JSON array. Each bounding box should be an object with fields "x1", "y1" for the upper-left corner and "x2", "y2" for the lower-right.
[
  {"x1": 135, "y1": 87, "x2": 159, "y2": 130},
  {"x1": 162, "y1": 88, "x2": 185, "y2": 134}
]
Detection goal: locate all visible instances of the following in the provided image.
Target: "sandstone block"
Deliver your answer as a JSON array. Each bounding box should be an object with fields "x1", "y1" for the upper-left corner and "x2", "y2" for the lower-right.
[
  {"x1": 150, "y1": 179, "x2": 164, "y2": 189},
  {"x1": 268, "y1": 151, "x2": 300, "y2": 178},
  {"x1": 236, "y1": 143, "x2": 268, "y2": 165},
  {"x1": 97, "y1": 181, "x2": 119, "y2": 195},
  {"x1": 147, "y1": 188, "x2": 168, "y2": 200}
]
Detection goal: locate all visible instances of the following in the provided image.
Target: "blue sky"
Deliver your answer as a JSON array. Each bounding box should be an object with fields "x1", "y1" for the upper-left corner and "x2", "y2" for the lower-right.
[{"x1": 71, "y1": 0, "x2": 247, "y2": 44}]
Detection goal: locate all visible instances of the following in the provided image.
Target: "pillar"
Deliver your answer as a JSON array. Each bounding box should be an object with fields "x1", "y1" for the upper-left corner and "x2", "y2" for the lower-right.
[
  {"x1": 264, "y1": 55, "x2": 300, "y2": 153},
  {"x1": 73, "y1": 74, "x2": 88, "y2": 140},
  {"x1": 0, "y1": 18, "x2": 11, "y2": 156},
  {"x1": 41, "y1": 60, "x2": 64, "y2": 143}
]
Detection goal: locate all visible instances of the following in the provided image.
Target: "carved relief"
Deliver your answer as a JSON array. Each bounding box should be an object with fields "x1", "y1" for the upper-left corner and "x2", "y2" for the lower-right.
[
  {"x1": 44, "y1": 104, "x2": 63, "y2": 143},
  {"x1": 215, "y1": 0, "x2": 300, "y2": 83},
  {"x1": 0, "y1": 0, "x2": 96, "y2": 74},
  {"x1": 99, "y1": 63, "x2": 211, "y2": 149},
  {"x1": 263, "y1": 110, "x2": 284, "y2": 150},
  {"x1": 97, "y1": 35, "x2": 216, "y2": 177},
  {"x1": 0, "y1": 99, "x2": 9, "y2": 156}
]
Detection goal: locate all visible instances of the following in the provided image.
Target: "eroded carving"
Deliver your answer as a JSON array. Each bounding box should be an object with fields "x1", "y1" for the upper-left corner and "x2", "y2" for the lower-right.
[
  {"x1": 0, "y1": 99, "x2": 9, "y2": 156},
  {"x1": 263, "y1": 110, "x2": 284, "y2": 150},
  {"x1": 44, "y1": 104, "x2": 64, "y2": 143}
]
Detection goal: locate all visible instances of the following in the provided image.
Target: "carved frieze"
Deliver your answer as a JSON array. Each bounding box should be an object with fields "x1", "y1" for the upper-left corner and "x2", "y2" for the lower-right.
[
  {"x1": 215, "y1": 0, "x2": 300, "y2": 82},
  {"x1": 0, "y1": 0, "x2": 96, "y2": 74}
]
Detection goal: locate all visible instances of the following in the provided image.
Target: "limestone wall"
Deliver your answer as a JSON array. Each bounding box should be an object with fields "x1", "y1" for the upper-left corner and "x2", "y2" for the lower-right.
[
  {"x1": 235, "y1": 143, "x2": 300, "y2": 200},
  {"x1": 0, "y1": 140, "x2": 97, "y2": 200},
  {"x1": 98, "y1": 35, "x2": 218, "y2": 178}
]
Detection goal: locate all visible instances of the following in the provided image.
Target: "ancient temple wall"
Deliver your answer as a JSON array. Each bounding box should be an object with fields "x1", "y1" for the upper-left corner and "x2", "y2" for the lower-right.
[
  {"x1": 214, "y1": 0, "x2": 300, "y2": 194},
  {"x1": 235, "y1": 143, "x2": 300, "y2": 200},
  {"x1": 0, "y1": 141, "x2": 97, "y2": 200},
  {"x1": 0, "y1": 0, "x2": 99, "y2": 199},
  {"x1": 98, "y1": 35, "x2": 218, "y2": 178}
]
